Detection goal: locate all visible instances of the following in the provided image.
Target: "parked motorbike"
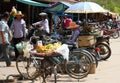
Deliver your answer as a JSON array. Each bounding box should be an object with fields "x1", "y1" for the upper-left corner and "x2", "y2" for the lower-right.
[
  {"x1": 96, "y1": 35, "x2": 110, "y2": 45},
  {"x1": 103, "y1": 28, "x2": 120, "y2": 39},
  {"x1": 95, "y1": 34, "x2": 111, "y2": 60},
  {"x1": 99, "y1": 21, "x2": 120, "y2": 39}
]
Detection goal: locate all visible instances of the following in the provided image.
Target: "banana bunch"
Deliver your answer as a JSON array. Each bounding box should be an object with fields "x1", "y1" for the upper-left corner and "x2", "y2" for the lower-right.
[{"x1": 36, "y1": 42, "x2": 61, "y2": 53}]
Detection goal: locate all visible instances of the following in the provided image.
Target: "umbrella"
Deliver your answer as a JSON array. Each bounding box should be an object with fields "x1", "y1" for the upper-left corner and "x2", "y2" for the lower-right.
[
  {"x1": 65, "y1": 1, "x2": 108, "y2": 24},
  {"x1": 65, "y1": 1, "x2": 107, "y2": 13}
]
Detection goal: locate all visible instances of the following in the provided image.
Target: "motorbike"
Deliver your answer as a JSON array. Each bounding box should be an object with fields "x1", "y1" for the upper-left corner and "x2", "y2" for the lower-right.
[
  {"x1": 99, "y1": 21, "x2": 120, "y2": 39},
  {"x1": 95, "y1": 35, "x2": 111, "y2": 60},
  {"x1": 103, "y1": 28, "x2": 120, "y2": 39}
]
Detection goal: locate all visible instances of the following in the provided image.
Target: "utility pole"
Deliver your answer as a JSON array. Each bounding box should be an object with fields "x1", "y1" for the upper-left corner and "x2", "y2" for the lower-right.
[{"x1": 106, "y1": 0, "x2": 107, "y2": 8}]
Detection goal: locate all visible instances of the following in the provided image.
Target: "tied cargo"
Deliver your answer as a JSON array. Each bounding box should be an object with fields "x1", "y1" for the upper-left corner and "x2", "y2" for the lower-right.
[{"x1": 78, "y1": 35, "x2": 96, "y2": 47}]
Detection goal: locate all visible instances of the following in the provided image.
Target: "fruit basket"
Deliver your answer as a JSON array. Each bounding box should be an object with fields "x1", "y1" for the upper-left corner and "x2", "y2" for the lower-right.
[
  {"x1": 30, "y1": 42, "x2": 62, "y2": 57},
  {"x1": 30, "y1": 43, "x2": 69, "y2": 60},
  {"x1": 30, "y1": 50, "x2": 60, "y2": 57}
]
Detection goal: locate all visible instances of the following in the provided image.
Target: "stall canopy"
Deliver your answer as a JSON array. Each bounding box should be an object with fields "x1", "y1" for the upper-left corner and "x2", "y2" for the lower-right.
[
  {"x1": 45, "y1": 1, "x2": 71, "y2": 13},
  {"x1": 17, "y1": 0, "x2": 50, "y2": 7},
  {"x1": 44, "y1": 2, "x2": 72, "y2": 35}
]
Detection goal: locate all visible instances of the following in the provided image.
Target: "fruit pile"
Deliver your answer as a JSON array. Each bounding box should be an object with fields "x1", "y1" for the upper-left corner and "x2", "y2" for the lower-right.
[{"x1": 36, "y1": 42, "x2": 61, "y2": 53}]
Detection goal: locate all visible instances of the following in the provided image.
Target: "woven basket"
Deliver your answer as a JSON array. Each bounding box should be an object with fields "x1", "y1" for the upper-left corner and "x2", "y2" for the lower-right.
[{"x1": 78, "y1": 35, "x2": 96, "y2": 47}]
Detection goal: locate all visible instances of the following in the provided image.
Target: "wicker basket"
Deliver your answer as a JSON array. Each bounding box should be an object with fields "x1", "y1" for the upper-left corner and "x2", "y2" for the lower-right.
[{"x1": 77, "y1": 35, "x2": 96, "y2": 47}]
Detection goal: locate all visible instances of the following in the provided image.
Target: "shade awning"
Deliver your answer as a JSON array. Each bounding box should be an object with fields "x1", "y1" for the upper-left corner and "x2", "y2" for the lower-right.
[
  {"x1": 45, "y1": 1, "x2": 71, "y2": 13},
  {"x1": 17, "y1": 0, "x2": 50, "y2": 7}
]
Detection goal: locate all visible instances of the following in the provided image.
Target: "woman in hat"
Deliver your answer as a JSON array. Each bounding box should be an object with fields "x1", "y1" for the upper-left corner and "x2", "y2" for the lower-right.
[
  {"x1": 66, "y1": 22, "x2": 80, "y2": 44},
  {"x1": 10, "y1": 11, "x2": 26, "y2": 60},
  {"x1": 63, "y1": 14, "x2": 73, "y2": 29}
]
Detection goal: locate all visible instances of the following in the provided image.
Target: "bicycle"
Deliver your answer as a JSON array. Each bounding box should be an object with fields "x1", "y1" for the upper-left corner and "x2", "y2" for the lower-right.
[{"x1": 16, "y1": 42, "x2": 93, "y2": 83}]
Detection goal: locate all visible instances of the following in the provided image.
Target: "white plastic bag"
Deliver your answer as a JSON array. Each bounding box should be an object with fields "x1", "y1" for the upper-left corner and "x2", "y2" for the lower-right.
[
  {"x1": 55, "y1": 44, "x2": 69, "y2": 61},
  {"x1": 23, "y1": 42, "x2": 32, "y2": 57}
]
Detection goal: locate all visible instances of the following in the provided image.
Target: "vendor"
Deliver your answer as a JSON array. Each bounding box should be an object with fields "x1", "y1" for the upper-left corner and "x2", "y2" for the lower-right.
[
  {"x1": 66, "y1": 22, "x2": 80, "y2": 44},
  {"x1": 63, "y1": 14, "x2": 73, "y2": 29}
]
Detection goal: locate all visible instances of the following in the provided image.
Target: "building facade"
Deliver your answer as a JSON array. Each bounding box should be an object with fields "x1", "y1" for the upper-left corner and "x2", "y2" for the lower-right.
[{"x1": 0, "y1": 0, "x2": 79, "y2": 27}]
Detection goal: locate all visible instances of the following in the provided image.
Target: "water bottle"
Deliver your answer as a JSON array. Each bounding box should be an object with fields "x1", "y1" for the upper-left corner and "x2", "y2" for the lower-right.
[{"x1": 37, "y1": 40, "x2": 43, "y2": 46}]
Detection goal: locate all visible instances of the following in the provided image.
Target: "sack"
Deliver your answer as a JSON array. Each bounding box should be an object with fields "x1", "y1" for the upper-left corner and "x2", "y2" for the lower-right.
[
  {"x1": 23, "y1": 42, "x2": 32, "y2": 57},
  {"x1": 16, "y1": 42, "x2": 24, "y2": 53},
  {"x1": 55, "y1": 44, "x2": 69, "y2": 61}
]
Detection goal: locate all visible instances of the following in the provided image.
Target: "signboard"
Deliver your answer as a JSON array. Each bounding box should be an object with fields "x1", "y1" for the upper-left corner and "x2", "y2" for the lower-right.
[{"x1": 4, "y1": 0, "x2": 10, "y2": 2}]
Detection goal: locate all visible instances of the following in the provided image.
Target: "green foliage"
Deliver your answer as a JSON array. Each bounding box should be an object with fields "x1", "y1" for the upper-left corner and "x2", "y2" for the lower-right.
[{"x1": 93, "y1": 0, "x2": 120, "y2": 14}]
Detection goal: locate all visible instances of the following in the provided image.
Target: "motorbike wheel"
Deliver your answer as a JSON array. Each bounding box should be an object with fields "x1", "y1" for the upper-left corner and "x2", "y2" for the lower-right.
[
  {"x1": 111, "y1": 31, "x2": 119, "y2": 39},
  {"x1": 95, "y1": 43, "x2": 111, "y2": 60}
]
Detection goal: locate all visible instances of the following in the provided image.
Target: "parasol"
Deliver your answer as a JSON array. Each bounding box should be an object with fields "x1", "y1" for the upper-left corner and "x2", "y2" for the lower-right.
[{"x1": 65, "y1": 1, "x2": 107, "y2": 13}]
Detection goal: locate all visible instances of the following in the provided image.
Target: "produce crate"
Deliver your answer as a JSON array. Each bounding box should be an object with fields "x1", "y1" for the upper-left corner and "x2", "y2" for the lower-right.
[{"x1": 77, "y1": 35, "x2": 96, "y2": 47}]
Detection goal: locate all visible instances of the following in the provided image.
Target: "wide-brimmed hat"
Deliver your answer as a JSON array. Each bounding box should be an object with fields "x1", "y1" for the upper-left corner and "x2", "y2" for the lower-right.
[
  {"x1": 69, "y1": 22, "x2": 79, "y2": 29},
  {"x1": 15, "y1": 11, "x2": 24, "y2": 17},
  {"x1": 39, "y1": 12, "x2": 47, "y2": 16}
]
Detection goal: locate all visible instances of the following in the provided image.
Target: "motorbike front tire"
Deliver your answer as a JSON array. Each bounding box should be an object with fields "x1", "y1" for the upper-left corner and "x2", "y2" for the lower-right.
[
  {"x1": 95, "y1": 43, "x2": 111, "y2": 60},
  {"x1": 111, "y1": 31, "x2": 119, "y2": 39}
]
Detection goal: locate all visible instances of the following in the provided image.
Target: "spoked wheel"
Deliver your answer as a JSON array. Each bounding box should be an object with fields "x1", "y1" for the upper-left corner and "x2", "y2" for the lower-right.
[
  {"x1": 82, "y1": 49, "x2": 98, "y2": 68},
  {"x1": 65, "y1": 50, "x2": 92, "y2": 79},
  {"x1": 111, "y1": 31, "x2": 119, "y2": 39},
  {"x1": 16, "y1": 55, "x2": 40, "y2": 80},
  {"x1": 96, "y1": 43, "x2": 111, "y2": 60},
  {"x1": 41, "y1": 58, "x2": 53, "y2": 83}
]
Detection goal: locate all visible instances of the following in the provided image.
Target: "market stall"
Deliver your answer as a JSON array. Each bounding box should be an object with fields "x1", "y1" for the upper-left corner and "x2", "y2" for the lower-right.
[
  {"x1": 65, "y1": 1, "x2": 108, "y2": 46},
  {"x1": 45, "y1": 1, "x2": 72, "y2": 35}
]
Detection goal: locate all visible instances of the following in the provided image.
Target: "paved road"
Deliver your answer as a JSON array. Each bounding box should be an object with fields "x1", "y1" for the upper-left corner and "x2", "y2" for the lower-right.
[{"x1": 0, "y1": 38, "x2": 120, "y2": 83}]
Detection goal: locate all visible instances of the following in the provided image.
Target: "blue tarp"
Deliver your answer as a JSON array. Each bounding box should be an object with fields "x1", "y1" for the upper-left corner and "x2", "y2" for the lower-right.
[
  {"x1": 44, "y1": 2, "x2": 72, "y2": 35},
  {"x1": 45, "y1": 1, "x2": 71, "y2": 13}
]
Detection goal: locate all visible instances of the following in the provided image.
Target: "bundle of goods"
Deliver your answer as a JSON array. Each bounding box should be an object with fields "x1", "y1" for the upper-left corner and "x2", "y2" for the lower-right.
[{"x1": 35, "y1": 42, "x2": 62, "y2": 56}]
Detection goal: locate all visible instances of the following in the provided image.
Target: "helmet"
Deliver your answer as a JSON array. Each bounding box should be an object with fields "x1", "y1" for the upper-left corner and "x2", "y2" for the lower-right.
[{"x1": 39, "y1": 12, "x2": 47, "y2": 16}]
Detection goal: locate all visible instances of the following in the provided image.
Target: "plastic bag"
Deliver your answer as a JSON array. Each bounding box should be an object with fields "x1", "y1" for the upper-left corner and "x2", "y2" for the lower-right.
[
  {"x1": 55, "y1": 44, "x2": 69, "y2": 61},
  {"x1": 16, "y1": 42, "x2": 24, "y2": 53},
  {"x1": 23, "y1": 43, "x2": 32, "y2": 57}
]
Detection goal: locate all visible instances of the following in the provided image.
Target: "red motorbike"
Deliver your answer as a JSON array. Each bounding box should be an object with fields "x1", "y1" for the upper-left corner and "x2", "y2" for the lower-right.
[{"x1": 103, "y1": 28, "x2": 120, "y2": 39}]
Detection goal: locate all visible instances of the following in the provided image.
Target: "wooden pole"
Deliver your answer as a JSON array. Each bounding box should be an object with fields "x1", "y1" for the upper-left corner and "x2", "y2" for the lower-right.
[{"x1": 28, "y1": 5, "x2": 31, "y2": 28}]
